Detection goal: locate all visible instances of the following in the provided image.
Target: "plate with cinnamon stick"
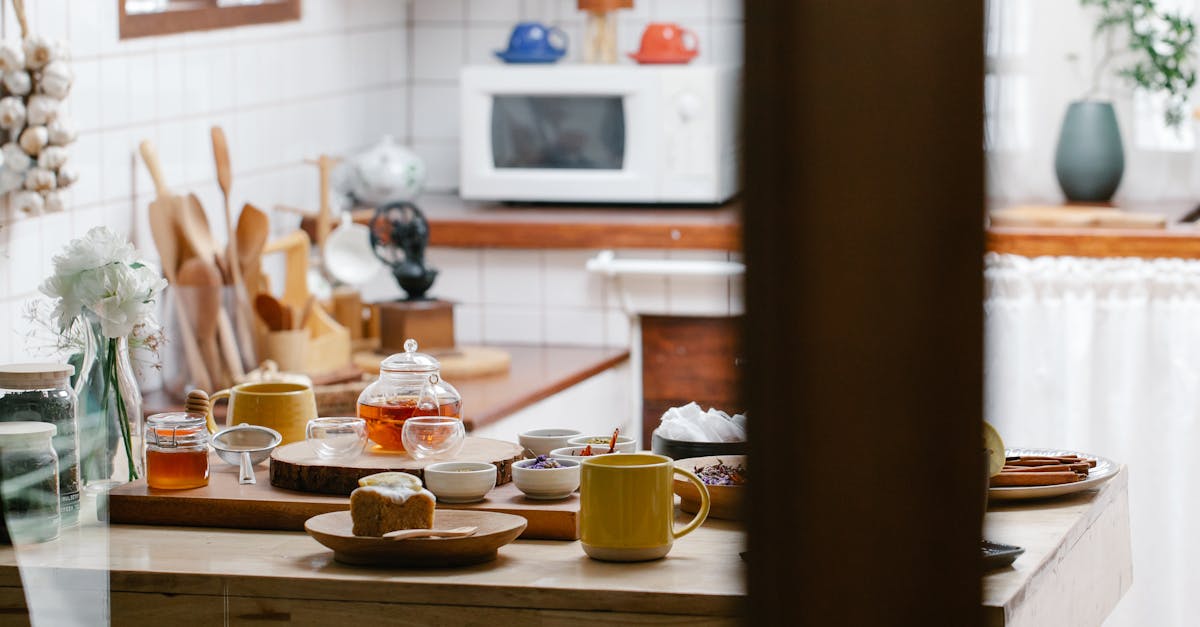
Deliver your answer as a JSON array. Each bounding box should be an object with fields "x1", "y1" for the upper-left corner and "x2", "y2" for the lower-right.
[{"x1": 988, "y1": 448, "x2": 1118, "y2": 501}]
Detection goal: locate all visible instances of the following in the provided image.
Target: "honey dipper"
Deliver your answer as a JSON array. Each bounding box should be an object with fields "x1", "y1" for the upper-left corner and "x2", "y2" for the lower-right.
[{"x1": 185, "y1": 389, "x2": 210, "y2": 415}]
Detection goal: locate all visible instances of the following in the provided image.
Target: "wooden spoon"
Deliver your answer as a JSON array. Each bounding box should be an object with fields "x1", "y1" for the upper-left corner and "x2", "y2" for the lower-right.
[
  {"x1": 382, "y1": 526, "x2": 478, "y2": 540},
  {"x1": 139, "y1": 140, "x2": 212, "y2": 390},
  {"x1": 176, "y1": 258, "x2": 227, "y2": 388},
  {"x1": 211, "y1": 127, "x2": 259, "y2": 367},
  {"x1": 255, "y1": 293, "x2": 286, "y2": 332},
  {"x1": 236, "y1": 203, "x2": 270, "y2": 296}
]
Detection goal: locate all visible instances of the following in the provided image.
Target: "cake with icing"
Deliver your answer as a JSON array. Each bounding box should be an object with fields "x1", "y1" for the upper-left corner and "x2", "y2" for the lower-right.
[{"x1": 350, "y1": 472, "x2": 435, "y2": 536}]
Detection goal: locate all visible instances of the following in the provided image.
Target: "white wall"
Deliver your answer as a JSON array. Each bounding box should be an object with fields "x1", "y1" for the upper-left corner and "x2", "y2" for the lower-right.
[
  {"x1": 409, "y1": 0, "x2": 745, "y2": 191},
  {"x1": 0, "y1": 0, "x2": 408, "y2": 363}
]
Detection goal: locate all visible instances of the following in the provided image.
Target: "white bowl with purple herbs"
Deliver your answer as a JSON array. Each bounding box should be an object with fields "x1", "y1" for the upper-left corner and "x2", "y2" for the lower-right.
[{"x1": 512, "y1": 456, "x2": 580, "y2": 500}]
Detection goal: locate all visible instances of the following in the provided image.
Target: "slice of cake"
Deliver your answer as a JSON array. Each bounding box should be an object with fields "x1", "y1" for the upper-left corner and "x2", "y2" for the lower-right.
[{"x1": 350, "y1": 472, "x2": 435, "y2": 537}]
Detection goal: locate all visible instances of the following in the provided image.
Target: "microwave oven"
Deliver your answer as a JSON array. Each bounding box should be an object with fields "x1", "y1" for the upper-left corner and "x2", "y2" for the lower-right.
[{"x1": 459, "y1": 65, "x2": 740, "y2": 204}]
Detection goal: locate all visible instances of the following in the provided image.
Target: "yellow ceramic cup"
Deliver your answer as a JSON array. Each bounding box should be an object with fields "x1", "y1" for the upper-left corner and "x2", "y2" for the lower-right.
[
  {"x1": 580, "y1": 453, "x2": 711, "y2": 562},
  {"x1": 205, "y1": 382, "x2": 317, "y2": 444}
]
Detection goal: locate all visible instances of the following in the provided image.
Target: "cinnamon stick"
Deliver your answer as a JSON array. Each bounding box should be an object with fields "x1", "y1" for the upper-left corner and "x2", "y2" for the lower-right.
[{"x1": 991, "y1": 471, "x2": 1081, "y2": 487}]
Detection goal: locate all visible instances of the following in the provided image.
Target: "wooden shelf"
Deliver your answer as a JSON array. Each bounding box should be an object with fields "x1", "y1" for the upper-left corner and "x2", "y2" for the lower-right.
[
  {"x1": 987, "y1": 226, "x2": 1200, "y2": 259},
  {"x1": 301, "y1": 194, "x2": 741, "y2": 251}
]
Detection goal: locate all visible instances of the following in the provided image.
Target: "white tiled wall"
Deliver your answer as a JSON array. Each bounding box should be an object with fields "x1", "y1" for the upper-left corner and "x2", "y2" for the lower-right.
[
  {"x1": 0, "y1": 0, "x2": 408, "y2": 363},
  {"x1": 409, "y1": 0, "x2": 745, "y2": 191},
  {"x1": 359, "y1": 246, "x2": 743, "y2": 349}
]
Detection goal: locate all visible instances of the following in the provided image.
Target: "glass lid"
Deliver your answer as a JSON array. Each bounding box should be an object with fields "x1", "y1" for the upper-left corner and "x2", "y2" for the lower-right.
[{"x1": 380, "y1": 339, "x2": 440, "y2": 373}]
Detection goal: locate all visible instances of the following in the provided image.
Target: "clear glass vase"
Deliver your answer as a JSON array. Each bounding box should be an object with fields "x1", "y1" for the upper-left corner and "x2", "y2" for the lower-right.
[{"x1": 71, "y1": 314, "x2": 143, "y2": 490}]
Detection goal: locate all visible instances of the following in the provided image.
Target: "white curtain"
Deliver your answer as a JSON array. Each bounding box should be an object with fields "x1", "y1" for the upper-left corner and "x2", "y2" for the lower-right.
[{"x1": 986, "y1": 253, "x2": 1200, "y2": 626}]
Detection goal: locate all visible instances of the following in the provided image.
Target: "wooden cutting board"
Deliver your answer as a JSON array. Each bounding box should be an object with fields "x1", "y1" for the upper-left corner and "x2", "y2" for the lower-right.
[
  {"x1": 108, "y1": 456, "x2": 580, "y2": 540},
  {"x1": 352, "y1": 346, "x2": 512, "y2": 379},
  {"x1": 990, "y1": 205, "x2": 1167, "y2": 229},
  {"x1": 270, "y1": 437, "x2": 523, "y2": 494}
]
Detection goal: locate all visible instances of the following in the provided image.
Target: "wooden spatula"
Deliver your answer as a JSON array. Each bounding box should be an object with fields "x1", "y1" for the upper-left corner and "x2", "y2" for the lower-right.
[
  {"x1": 139, "y1": 140, "x2": 211, "y2": 390},
  {"x1": 382, "y1": 526, "x2": 478, "y2": 540},
  {"x1": 177, "y1": 258, "x2": 227, "y2": 387},
  {"x1": 255, "y1": 293, "x2": 286, "y2": 332}
]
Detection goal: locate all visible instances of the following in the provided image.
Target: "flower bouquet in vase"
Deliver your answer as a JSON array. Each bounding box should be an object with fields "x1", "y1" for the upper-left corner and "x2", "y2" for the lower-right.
[{"x1": 39, "y1": 227, "x2": 166, "y2": 490}]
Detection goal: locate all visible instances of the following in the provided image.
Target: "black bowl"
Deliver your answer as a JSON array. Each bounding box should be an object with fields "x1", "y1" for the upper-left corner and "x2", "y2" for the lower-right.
[{"x1": 651, "y1": 432, "x2": 747, "y2": 461}]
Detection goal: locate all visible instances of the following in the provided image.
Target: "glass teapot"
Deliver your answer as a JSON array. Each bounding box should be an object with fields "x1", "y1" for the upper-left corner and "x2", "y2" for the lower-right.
[{"x1": 356, "y1": 339, "x2": 462, "y2": 451}]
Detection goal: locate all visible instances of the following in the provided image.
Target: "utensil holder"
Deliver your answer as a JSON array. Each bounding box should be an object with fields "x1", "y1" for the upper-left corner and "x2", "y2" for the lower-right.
[{"x1": 263, "y1": 329, "x2": 309, "y2": 373}]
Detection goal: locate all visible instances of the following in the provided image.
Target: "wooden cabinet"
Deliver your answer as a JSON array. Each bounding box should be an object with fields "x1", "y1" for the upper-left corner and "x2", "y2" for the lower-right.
[{"x1": 640, "y1": 315, "x2": 744, "y2": 444}]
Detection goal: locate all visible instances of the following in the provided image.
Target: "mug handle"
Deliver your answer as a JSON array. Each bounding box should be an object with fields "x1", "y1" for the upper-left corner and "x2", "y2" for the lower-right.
[
  {"x1": 206, "y1": 389, "x2": 232, "y2": 434},
  {"x1": 672, "y1": 467, "x2": 711, "y2": 539},
  {"x1": 549, "y1": 26, "x2": 569, "y2": 53},
  {"x1": 681, "y1": 28, "x2": 700, "y2": 54}
]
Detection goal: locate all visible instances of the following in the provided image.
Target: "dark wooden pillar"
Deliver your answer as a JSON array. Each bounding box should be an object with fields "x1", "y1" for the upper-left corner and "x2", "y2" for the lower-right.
[{"x1": 744, "y1": 1, "x2": 985, "y2": 625}]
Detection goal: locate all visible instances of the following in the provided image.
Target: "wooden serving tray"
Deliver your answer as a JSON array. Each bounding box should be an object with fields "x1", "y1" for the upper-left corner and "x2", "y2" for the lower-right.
[{"x1": 108, "y1": 456, "x2": 579, "y2": 540}]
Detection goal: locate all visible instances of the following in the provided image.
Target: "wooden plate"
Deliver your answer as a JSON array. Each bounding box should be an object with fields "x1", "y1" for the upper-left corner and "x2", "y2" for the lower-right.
[
  {"x1": 988, "y1": 448, "x2": 1118, "y2": 501},
  {"x1": 305, "y1": 509, "x2": 527, "y2": 567},
  {"x1": 673, "y1": 455, "x2": 745, "y2": 520}
]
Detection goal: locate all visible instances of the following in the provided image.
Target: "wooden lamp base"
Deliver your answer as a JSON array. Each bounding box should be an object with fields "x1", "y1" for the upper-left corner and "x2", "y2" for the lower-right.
[{"x1": 378, "y1": 299, "x2": 455, "y2": 352}]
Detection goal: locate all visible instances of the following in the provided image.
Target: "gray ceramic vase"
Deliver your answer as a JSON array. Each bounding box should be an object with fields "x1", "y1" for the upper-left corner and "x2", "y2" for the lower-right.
[{"x1": 1054, "y1": 100, "x2": 1124, "y2": 202}]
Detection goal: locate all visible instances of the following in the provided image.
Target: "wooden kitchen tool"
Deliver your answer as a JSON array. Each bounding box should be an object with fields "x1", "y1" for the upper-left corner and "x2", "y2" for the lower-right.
[
  {"x1": 176, "y1": 258, "x2": 228, "y2": 388},
  {"x1": 990, "y1": 205, "x2": 1168, "y2": 229},
  {"x1": 236, "y1": 203, "x2": 270, "y2": 296},
  {"x1": 255, "y1": 293, "x2": 287, "y2": 331},
  {"x1": 260, "y1": 230, "x2": 351, "y2": 375},
  {"x1": 383, "y1": 526, "x2": 477, "y2": 540},
  {"x1": 352, "y1": 346, "x2": 512, "y2": 380},
  {"x1": 141, "y1": 141, "x2": 212, "y2": 391},
  {"x1": 211, "y1": 126, "x2": 258, "y2": 369},
  {"x1": 270, "y1": 437, "x2": 524, "y2": 494},
  {"x1": 305, "y1": 510, "x2": 526, "y2": 567},
  {"x1": 108, "y1": 453, "x2": 581, "y2": 540}
]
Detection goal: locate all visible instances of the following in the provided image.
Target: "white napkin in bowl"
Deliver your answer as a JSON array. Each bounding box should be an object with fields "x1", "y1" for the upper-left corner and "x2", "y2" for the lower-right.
[{"x1": 656, "y1": 402, "x2": 746, "y2": 443}]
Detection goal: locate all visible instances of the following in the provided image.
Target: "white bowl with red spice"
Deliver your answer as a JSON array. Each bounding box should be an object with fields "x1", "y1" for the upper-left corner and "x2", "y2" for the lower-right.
[
  {"x1": 566, "y1": 434, "x2": 636, "y2": 454},
  {"x1": 549, "y1": 446, "x2": 621, "y2": 463},
  {"x1": 512, "y1": 456, "x2": 580, "y2": 500}
]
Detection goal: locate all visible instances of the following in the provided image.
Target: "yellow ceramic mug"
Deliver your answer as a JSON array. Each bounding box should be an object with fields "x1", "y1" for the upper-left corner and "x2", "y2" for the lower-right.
[
  {"x1": 205, "y1": 382, "x2": 317, "y2": 444},
  {"x1": 580, "y1": 453, "x2": 711, "y2": 562}
]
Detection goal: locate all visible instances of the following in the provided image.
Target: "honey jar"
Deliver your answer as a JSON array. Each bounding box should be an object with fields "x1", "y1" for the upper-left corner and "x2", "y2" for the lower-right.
[{"x1": 145, "y1": 413, "x2": 209, "y2": 490}]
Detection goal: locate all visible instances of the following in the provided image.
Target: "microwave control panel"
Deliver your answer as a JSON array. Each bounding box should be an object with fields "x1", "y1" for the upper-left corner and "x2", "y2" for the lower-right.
[{"x1": 658, "y1": 66, "x2": 740, "y2": 201}]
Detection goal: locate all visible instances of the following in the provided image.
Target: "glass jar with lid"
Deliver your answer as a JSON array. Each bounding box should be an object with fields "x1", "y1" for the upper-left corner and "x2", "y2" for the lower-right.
[
  {"x1": 0, "y1": 421, "x2": 60, "y2": 544},
  {"x1": 0, "y1": 363, "x2": 79, "y2": 527},
  {"x1": 144, "y1": 413, "x2": 209, "y2": 490},
  {"x1": 356, "y1": 339, "x2": 462, "y2": 452}
]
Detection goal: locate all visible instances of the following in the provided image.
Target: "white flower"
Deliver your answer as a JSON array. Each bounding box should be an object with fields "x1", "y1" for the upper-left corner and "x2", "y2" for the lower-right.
[
  {"x1": 23, "y1": 36, "x2": 54, "y2": 70},
  {"x1": 56, "y1": 166, "x2": 77, "y2": 188},
  {"x1": 2, "y1": 143, "x2": 30, "y2": 171},
  {"x1": 37, "y1": 145, "x2": 67, "y2": 170},
  {"x1": 3, "y1": 70, "x2": 30, "y2": 96},
  {"x1": 0, "y1": 167, "x2": 23, "y2": 193},
  {"x1": 40, "y1": 61, "x2": 71, "y2": 99},
  {"x1": 0, "y1": 42, "x2": 24, "y2": 73},
  {"x1": 42, "y1": 189, "x2": 64, "y2": 213},
  {"x1": 11, "y1": 189, "x2": 42, "y2": 215},
  {"x1": 19, "y1": 125, "x2": 47, "y2": 156},
  {"x1": 0, "y1": 97, "x2": 25, "y2": 130},
  {"x1": 25, "y1": 95, "x2": 57, "y2": 126},
  {"x1": 47, "y1": 118, "x2": 75, "y2": 146},
  {"x1": 38, "y1": 226, "x2": 167, "y2": 337},
  {"x1": 23, "y1": 166, "x2": 55, "y2": 191}
]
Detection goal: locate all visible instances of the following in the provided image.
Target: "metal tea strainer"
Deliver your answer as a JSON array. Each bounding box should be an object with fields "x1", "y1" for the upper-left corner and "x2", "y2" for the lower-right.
[{"x1": 211, "y1": 423, "x2": 282, "y2": 485}]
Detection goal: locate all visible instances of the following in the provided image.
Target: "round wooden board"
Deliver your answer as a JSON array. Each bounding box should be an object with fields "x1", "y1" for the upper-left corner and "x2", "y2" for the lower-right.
[
  {"x1": 674, "y1": 455, "x2": 745, "y2": 520},
  {"x1": 352, "y1": 345, "x2": 512, "y2": 380},
  {"x1": 270, "y1": 437, "x2": 524, "y2": 495}
]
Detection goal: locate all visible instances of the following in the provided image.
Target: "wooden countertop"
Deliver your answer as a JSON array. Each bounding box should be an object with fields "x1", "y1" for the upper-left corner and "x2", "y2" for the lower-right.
[
  {"x1": 0, "y1": 504, "x2": 746, "y2": 623},
  {"x1": 987, "y1": 201, "x2": 1200, "y2": 259},
  {"x1": 301, "y1": 194, "x2": 741, "y2": 251},
  {"x1": 146, "y1": 345, "x2": 630, "y2": 433},
  {"x1": 982, "y1": 468, "x2": 1131, "y2": 626}
]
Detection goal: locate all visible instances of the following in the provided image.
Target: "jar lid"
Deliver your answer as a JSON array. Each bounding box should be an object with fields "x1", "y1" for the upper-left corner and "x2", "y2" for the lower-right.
[
  {"x1": 0, "y1": 421, "x2": 56, "y2": 446},
  {"x1": 146, "y1": 413, "x2": 208, "y2": 447},
  {"x1": 0, "y1": 363, "x2": 75, "y2": 390},
  {"x1": 380, "y1": 339, "x2": 440, "y2": 374}
]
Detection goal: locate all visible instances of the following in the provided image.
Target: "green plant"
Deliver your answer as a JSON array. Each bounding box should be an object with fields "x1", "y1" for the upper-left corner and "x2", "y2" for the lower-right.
[{"x1": 1083, "y1": 0, "x2": 1197, "y2": 127}]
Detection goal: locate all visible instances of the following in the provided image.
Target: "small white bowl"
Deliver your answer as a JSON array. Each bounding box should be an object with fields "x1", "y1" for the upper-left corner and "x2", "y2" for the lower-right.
[
  {"x1": 566, "y1": 435, "x2": 637, "y2": 454},
  {"x1": 518, "y1": 428, "x2": 582, "y2": 457},
  {"x1": 549, "y1": 446, "x2": 620, "y2": 463},
  {"x1": 512, "y1": 458, "x2": 581, "y2": 500},
  {"x1": 423, "y1": 462, "x2": 497, "y2": 504}
]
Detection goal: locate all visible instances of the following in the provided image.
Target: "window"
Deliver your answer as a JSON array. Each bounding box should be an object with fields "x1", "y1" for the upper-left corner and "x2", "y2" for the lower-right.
[{"x1": 118, "y1": 0, "x2": 301, "y2": 39}]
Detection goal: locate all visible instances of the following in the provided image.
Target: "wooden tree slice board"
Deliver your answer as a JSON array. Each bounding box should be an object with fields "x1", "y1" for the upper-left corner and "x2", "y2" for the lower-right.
[
  {"x1": 352, "y1": 345, "x2": 512, "y2": 379},
  {"x1": 270, "y1": 437, "x2": 524, "y2": 495},
  {"x1": 108, "y1": 456, "x2": 580, "y2": 540}
]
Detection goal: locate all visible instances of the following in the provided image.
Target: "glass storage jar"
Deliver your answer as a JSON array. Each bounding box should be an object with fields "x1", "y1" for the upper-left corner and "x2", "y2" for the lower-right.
[
  {"x1": 0, "y1": 363, "x2": 79, "y2": 526},
  {"x1": 145, "y1": 413, "x2": 209, "y2": 490},
  {"x1": 0, "y1": 422, "x2": 60, "y2": 544},
  {"x1": 357, "y1": 339, "x2": 462, "y2": 452}
]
